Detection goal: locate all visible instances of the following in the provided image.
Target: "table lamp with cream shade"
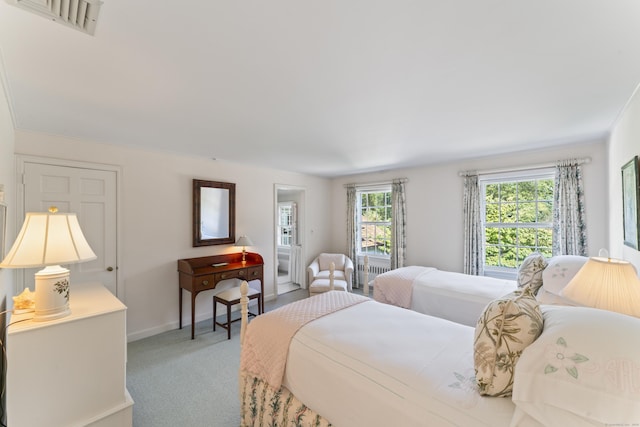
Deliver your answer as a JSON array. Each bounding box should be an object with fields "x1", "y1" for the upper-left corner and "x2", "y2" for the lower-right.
[
  {"x1": 235, "y1": 235, "x2": 253, "y2": 264},
  {"x1": 0, "y1": 207, "x2": 97, "y2": 321},
  {"x1": 561, "y1": 255, "x2": 640, "y2": 317}
]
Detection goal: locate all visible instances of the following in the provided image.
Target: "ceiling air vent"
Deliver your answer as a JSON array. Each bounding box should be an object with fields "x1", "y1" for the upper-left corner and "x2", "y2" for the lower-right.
[{"x1": 7, "y1": 0, "x2": 103, "y2": 35}]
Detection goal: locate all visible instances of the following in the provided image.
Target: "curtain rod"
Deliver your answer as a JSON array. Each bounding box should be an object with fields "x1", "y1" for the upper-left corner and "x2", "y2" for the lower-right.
[
  {"x1": 343, "y1": 178, "x2": 408, "y2": 188},
  {"x1": 458, "y1": 157, "x2": 591, "y2": 177}
]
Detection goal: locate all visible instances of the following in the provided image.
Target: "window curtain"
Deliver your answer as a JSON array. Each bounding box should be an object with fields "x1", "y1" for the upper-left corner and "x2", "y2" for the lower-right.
[
  {"x1": 463, "y1": 174, "x2": 484, "y2": 275},
  {"x1": 346, "y1": 184, "x2": 360, "y2": 288},
  {"x1": 290, "y1": 244, "x2": 304, "y2": 287},
  {"x1": 553, "y1": 160, "x2": 588, "y2": 256},
  {"x1": 390, "y1": 179, "x2": 407, "y2": 270}
]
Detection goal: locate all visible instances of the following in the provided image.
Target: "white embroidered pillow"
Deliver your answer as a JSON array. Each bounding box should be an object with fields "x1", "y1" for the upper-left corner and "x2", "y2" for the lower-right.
[
  {"x1": 474, "y1": 288, "x2": 543, "y2": 397},
  {"x1": 512, "y1": 305, "x2": 640, "y2": 425},
  {"x1": 541, "y1": 255, "x2": 587, "y2": 296}
]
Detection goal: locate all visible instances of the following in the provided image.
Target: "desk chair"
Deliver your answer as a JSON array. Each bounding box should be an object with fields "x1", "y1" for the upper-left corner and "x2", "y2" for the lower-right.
[{"x1": 214, "y1": 285, "x2": 262, "y2": 339}]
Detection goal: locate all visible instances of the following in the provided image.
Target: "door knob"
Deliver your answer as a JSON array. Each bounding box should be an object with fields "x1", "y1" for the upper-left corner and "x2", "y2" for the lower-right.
[{"x1": 107, "y1": 266, "x2": 114, "y2": 272}]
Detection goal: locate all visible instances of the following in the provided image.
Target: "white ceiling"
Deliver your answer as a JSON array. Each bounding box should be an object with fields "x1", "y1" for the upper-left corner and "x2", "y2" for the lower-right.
[{"x1": 1, "y1": 1, "x2": 639, "y2": 177}]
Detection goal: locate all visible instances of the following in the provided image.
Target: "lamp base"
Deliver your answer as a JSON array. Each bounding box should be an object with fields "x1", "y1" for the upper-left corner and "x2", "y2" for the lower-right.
[{"x1": 33, "y1": 265, "x2": 71, "y2": 322}]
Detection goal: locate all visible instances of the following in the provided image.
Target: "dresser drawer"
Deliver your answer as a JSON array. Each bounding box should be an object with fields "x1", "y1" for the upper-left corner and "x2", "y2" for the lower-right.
[
  {"x1": 214, "y1": 269, "x2": 246, "y2": 282},
  {"x1": 194, "y1": 275, "x2": 216, "y2": 290},
  {"x1": 247, "y1": 266, "x2": 262, "y2": 280}
]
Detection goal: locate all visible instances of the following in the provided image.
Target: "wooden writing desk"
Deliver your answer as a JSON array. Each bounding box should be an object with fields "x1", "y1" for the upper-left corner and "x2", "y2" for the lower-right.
[{"x1": 178, "y1": 252, "x2": 264, "y2": 339}]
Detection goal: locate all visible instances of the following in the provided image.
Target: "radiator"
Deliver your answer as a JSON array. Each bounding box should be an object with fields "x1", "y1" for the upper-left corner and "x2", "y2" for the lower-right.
[{"x1": 357, "y1": 260, "x2": 391, "y2": 284}]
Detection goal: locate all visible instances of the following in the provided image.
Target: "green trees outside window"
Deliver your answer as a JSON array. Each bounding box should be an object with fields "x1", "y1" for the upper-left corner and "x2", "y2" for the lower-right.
[
  {"x1": 358, "y1": 191, "x2": 392, "y2": 257},
  {"x1": 484, "y1": 178, "x2": 554, "y2": 269}
]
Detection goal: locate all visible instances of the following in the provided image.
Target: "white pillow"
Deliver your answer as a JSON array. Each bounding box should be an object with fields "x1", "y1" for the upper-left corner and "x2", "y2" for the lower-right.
[
  {"x1": 541, "y1": 255, "x2": 588, "y2": 296},
  {"x1": 535, "y1": 287, "x2": 578, "y2": 307},
  {"x1": 512, "y1": 305, "x2": 640, "y2": 426}
]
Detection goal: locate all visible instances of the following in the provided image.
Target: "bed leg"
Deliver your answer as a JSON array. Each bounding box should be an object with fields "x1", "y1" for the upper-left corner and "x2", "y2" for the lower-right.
[
  {"x1": 329, "y1": 261, "x2": 335, "y2": 290},
  {"x1": 363, "y1": 255, "x2": 369, "y2": 296},
  {"x1": 240, "y1": 280, "x2": 249, "y2": 345}
]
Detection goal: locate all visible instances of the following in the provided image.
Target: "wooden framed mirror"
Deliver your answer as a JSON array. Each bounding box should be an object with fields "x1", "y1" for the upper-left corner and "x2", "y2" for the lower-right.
[{"x1": 193, "y1": 179, "x2": 236, "y2": 246}]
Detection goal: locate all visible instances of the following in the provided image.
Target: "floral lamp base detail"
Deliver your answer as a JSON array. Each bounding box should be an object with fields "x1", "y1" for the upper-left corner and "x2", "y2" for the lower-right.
[{"x1": 34, "y1": 265, "x2": 71, "y2": 322}]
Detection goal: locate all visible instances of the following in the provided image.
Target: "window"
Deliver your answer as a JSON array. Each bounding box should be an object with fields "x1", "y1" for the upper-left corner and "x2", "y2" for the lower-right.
[
  {"x1": 277, "y1": 202, "x2": 294, "y2": 246},
  {"x1": 481, "y1": 170, "x2": 554, "y2": 275},
  {"x1": 357, "y1": 188, "x2": 392, "y2": 257}
]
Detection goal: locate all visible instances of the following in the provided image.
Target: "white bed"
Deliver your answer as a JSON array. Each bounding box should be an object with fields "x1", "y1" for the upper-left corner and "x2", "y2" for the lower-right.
[
  {"x1": 373, "y1": 266, "x2": 517, "y2": 326},
  {"x1": 282, "y1": 300, "x2": 535, "y2": 427},
  {"x1": 239, "y1": 289, "x2": 640, "y2": 427}
]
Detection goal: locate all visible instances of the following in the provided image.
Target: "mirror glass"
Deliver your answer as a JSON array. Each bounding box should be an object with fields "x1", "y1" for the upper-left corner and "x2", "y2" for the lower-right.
[{"x1": 193, "y1": 179, "x2": 235, "y2": 246}]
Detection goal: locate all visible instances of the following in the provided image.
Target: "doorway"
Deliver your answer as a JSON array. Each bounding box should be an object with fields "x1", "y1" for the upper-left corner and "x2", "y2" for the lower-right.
[
  {"x1": 17, "y1": 156, "x2": 121, "y2": 299},
  {"x1": 274, "y1": 185, "x2": 305, "y2": 295}
]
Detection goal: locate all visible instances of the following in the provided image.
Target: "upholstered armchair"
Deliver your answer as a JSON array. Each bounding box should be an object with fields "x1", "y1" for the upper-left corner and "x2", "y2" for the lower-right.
[{"x1": 307, "y1": 253, "x2": 354, "y2": 291}]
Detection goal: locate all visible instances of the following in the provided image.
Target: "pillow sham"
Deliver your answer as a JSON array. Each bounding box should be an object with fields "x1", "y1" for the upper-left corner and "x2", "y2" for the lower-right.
[
  {"x1": 512, "y1": 305, "x2": 640, "y2": 426},
  {"x1": 535, "y1": 287, "x2": 578, "y2": 307},
  {"x1": 541, "y1": 255, "x2": 587, "y2": 296},
  {"x1": 474, "y1": 287, "x2": 543, "y2": 397},
  {"x1": 517, "y1": 252, "x2": 547, "y2": 294}
]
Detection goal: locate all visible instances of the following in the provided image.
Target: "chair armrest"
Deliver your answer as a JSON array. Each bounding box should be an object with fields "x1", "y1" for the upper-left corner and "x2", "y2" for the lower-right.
[
  {"x1": 307, "y1": 258, "x2": 320, "y2": 287},
  {"x1": 344, "y1": 257, "x2": 354, "y2": 291}
]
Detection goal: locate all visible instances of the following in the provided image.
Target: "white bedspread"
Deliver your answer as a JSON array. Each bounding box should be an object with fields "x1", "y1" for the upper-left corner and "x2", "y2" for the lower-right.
[
  {"x1": 373, "y1": 266, "x2": 517, "y2": 326},
  {"x1": 411, "y1": 269, "x2": 516, "y2": 326},
  {"x1": 283, "y1": 300, "x2": 541, "y2": 427}
]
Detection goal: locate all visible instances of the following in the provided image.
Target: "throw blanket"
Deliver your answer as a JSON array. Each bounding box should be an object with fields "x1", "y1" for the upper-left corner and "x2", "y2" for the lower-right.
[
  {"x1": 373, "y1": 266, "x2": 434, "y2": 308},
  {"x1": 240, "y1": 291, "x2": 368, "y2": 390}
]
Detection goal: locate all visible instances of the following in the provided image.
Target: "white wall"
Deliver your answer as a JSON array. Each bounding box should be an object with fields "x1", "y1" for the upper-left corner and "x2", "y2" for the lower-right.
[
  {"x1": 14, "y1": 131, "x2": 332, "y2": 341},
  {"x1": 0, "y1": 66, "x2": 15, "y2": 318},
  {"x1": 608, "y1": 85, "x2": 640, "y2": 271},
  {"x1": 330, "y1": 140, "x2": 608, "y2": 273}
]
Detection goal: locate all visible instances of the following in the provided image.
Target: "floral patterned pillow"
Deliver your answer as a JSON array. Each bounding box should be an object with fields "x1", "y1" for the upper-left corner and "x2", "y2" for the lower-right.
[
  {"x1": 474, "y1": 287, "x2": 544, "y2": 397},
  {"x1": 517, "y1": 253, "x2": 548, "y2": 294}
]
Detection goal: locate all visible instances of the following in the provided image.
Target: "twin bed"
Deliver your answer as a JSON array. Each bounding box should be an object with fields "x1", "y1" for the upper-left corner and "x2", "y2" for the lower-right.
[
  {"x1": 372, "y1": 266, "x2": 516, "y2": 326},
  {"x1": 238, "y1": 265, "x2": 640, "y2": 426}
]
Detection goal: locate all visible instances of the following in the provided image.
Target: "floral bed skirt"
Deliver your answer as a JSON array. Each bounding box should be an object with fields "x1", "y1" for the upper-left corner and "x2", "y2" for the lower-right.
[{"x1": 240, "y1": 373, "x2": 332, "y2": 427}]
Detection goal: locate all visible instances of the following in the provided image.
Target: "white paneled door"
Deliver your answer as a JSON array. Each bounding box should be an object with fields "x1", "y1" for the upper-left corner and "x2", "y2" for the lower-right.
[{"x1": 21, "y1": 159, "x2": 119, "y2": 297}]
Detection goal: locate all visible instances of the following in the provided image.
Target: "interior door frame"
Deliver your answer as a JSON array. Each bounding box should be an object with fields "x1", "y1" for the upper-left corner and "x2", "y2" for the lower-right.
[
  {"x1": 15, "y1": 155, "x2": 123, "y2": 299},
  {"x1": 274, "y1": 184, "x2": 306, "y2": 293}
]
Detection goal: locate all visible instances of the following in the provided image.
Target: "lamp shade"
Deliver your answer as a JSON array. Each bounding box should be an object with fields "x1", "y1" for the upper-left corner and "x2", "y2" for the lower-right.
[
  {"x1": 235, "y1": 235, "x2": 253, "y2": 247},
  {"x1": 0, "y1": 211, "x2": 97, "y2": 268},
  {"x1": 561, "y1": 256, "x2": 640, "y2": 317}
]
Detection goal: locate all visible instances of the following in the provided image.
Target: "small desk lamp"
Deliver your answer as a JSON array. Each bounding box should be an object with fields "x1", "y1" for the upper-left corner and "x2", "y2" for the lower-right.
[
  {"x1": 0, "y1": 207, "x2": 97, "y2": 321},
  {"x1": 235, "y1": 235, "x2": 253, "y2": 264},
  {"x1": 562, "y1": 255, "x2": 640, "y2": 317}
]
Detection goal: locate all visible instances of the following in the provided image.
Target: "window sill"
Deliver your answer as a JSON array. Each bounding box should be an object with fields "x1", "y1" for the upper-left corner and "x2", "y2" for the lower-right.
[{"x1": 483, "y1": 268, "x2": 517, "y2": 281}]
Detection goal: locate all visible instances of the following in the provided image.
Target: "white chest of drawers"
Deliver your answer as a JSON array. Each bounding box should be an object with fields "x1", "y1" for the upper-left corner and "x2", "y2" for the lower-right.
[{"x1": 7, "y1": 283, "x2": 133, "y2": 427}]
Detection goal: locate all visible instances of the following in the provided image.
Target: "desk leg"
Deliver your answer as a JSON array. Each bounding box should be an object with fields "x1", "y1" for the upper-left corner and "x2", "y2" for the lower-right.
[
  {"x1": 261, "y1": 279, "x2": 265, "y2": 312},
  {"x1": 179, "y1": 288, "x2": 183, "y2": 330},
  {"x1": 191, "y1": 291, "x2": 197, "y2": 339}
]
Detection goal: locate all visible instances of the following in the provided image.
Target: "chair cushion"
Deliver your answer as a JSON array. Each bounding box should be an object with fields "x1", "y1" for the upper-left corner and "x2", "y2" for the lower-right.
[
  {"x1": 309, "y1": 279, "x2": 348, "y2": 292},
  {"x1": 315, "y1": 270, "x2": 347, "y2": 281},
  {"x1": 474, "y1": 287, "x2": 544, "y2": 397},
  {"x1": 216, "y1": 286, "x2": 259, "y2": 302},
  {"x1": 318, "y1": 253, "x2": 346, "y2": 271}
]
